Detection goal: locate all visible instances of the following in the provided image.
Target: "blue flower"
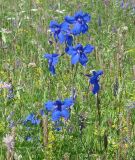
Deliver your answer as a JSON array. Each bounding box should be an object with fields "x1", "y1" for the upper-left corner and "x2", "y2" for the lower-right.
[
  {"x1": 44, "y1": 53, "x2": 59, "y2": 75},
  {"x1": 7, "y1": 86, "x2": 14, "y2": 99},
  {"x1": 66, "y1": 43, "x2": 94, "y2": 66},
  {"x1": 44, "y1": 98, "x2": 74, "y2": 121},
  {"x1": 24, "y1": 113, "x2": 40, "y2": 125},
  {"x1": 65, "y1": 11, "x2": 91, "y2": 35},
  {"x1": 89, "y1": 70, "x2": 103, "y2": 94},
  {"x1": 49, "y1": 20, "x2": 73, "y2": 45},
  {"x1": 39, "y1": 109, "x2": 45, "y2": 116},
  {"x1": 25, "y1": 136, "x2": 32, "y2": 142}
]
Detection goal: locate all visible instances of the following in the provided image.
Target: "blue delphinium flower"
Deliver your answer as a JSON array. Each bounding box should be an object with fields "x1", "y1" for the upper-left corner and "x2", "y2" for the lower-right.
[
  {"x1": 66, "y1": 43, "x2": 94, "y2": 66},
  {"x1": 89, "y1": 70, "x2": 103, "y2": 94},
  {"x1": 44, "y1": 53, "x2": 59, "y2": 75},
  {"x1": 44, "y1": 97, "x2": 74, "y2": 121},
  {"x1": 65, "y1": 11, "x2": 91, "y2": 35},
  {"x1": 24, "y1": 113, "x2": 40, "y2": 125},
  {"x1": 49, "y1": 20, "x2": 73, "y2": 45}
]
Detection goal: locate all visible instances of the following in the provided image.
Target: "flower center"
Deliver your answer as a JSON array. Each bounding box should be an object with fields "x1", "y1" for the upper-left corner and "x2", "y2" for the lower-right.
[
  {"x1": 77, "y1": 49, "x2": 83, "y2": 54},
  {"x1": 57, "y1": 104, "x2": 62, "y2": 111},
  {"x1": 77, "y1": 17, "x2": 83, "y2": 23},
  {"x1": 55, "y1": 27, "x2": 60, "y2": 33}
]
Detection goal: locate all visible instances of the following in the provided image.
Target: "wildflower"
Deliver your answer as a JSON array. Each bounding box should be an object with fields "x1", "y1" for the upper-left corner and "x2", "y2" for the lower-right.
[
  {"x1": 66, "y1": 43, "x2": 94, "y2": 66},
  {"x1": 7, "y1": 85, "x2": 14, "y2": 99},
  {"x1": 89, "y1": 70, "x2": 103, "y2": 94},
  {"x1": 44, "y1": 53, "x2": 59, "y2": 75},
  {"x1": 49, "y1": 20, "x2": 73, "y2": 45},
  {"x1": 65, "y1": 10, "x2": 91, "y2": 35},
  {"x1": 24, "y1": 113, "x2": 40, "y2": 125},
  {"x1": 39, "y1": 109, "x2": 45, "y2": 116},
  {"x1": 44, "y1": 98, "x2": 74, "y2": 121},
  {"x1": 3, "y1": 134, "x2": 14, "y2": 152},
  {"x1": 9, "y1": 121, "x2": 15, "y2": 128},
  {"x1": 0, "y1": 81, "x2": 11, "y2": 89},
  {"x1": 25, "y1": 136, "x2": 32, "y2": 142},
  {"x1": 120, "y1": 0, "x2": 129, "y2": 9}
]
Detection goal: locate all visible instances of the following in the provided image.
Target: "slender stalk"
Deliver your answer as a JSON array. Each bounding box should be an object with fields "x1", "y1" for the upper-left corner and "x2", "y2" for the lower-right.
[
  {"x1": 42, "y1": 115, "x2": 48, "y2": 147},
  {"x1": 96, "y1": 93, "x2": 102, "y2": 152}
]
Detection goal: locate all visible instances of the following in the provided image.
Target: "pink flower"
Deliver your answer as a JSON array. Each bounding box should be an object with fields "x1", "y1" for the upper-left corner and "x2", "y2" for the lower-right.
[{"x1": 0, "y1": 82, "x2": 11, "y2": 89}]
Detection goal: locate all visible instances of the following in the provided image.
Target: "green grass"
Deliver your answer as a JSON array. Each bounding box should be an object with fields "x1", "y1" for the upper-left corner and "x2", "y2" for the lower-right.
[{"x1": 0, "y1": 0, "x2": 135, "y2": 159}]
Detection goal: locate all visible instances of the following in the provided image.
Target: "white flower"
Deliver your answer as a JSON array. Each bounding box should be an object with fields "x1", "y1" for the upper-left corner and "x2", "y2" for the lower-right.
[{"x1": 3, "y1": 134, "x2": 14, "y2": 152}]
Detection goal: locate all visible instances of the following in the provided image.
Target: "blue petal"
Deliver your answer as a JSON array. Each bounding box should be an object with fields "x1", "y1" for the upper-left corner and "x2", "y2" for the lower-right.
[
  {"x1": 63, "y1": 98, "x2": 74, "y2": 108},
  {"x1": 49, "y1": 64, "x2": 55, "y2": 75},
  {"x1": 83, "y1": 13, "x2": 91, "y2": 23},
  {"x1": 66, "y1": 46, "x2": 76, "y2": 55},
  {"x1": 90, "y1": 76, "x2": 98, "y2": 84},
  {"x1": 83, "y1": 44, "x2": 95, "y2": 54},
  {"x1": 32, "y1": 118, "x2": 40, "y2": 125},
  {"x1": 44, "y1": 54, "x2": 52, "y2": 59},
  {"x1": 49, "y1": 20, "x2": 59, "y2": 32},
  {"x1": 81, "y1": 24, "x2": 89, "y2": 34},
  {"x1": 65, "y1": 16, "x2": 75, "y2": 24},
  {"x1": 92, "y1": 83, "x2": 100, "y2": 94},
  {"x1": 75, "y1": 43, "x2": 83, "y2": 51},
  {"x1": 61, "y1": 21, "x2": 69, "y2": 31},
  {"x1": 90, "y1": 70, "x2": 103, "y2": 85},
  {"x1": 71, "y1": 53, "x2": 80, "y2": 64},
  {"x1": 52, "y1": 53, "x2": 59, "y2": 57},
  {"x1": 45, "y1": 101, "x2": 54, "y2": 111},
  {"x1": 66, "y1": 35, "x2": 73, "y2": 46},
  {"x1": 96, "y1": 70, "x2": 103, "y2": 76},
  {"x1": 74, "y1": 10, "x2": 83, "y2": 18},
  {"x1": 79, "y1": 53, "x2": 88, "y2": 66},
  {"x1": 35, "y1": 119, "x2": 41, "y2": 125},
  {"x1": 72, "y1": 22, "x2": 82, "y2": 35},
  {"x1": 55, "y1": 99, "x2": 63, "y2": 105},
  {"x1": 61, "y1": 109, "x2": 70, "y2": 120},
  {"x1": 58, "y1": 32, "x2": 65, "y2": 43},
  {"x1": 52, "y1": 111, "x2": 61, "y2": 121},
  {"x1": 25, "y1": 113, "x2": 34, "y2": 122},
  {"x1": 52, "y1": 55, "x2": 59, "y2": 66},
  {"x1": 50, "y1": 20, "x2": 59, "y2": 27}
]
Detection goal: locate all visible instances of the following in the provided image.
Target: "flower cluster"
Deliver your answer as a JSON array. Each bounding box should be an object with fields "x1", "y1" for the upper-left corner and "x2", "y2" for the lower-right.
[
  {"x1": 21, "y1": 11, "x2": 103, "y2": 140},
  {"x1": 44, "y1": 10, "x2": 94, "y2": 75}
]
